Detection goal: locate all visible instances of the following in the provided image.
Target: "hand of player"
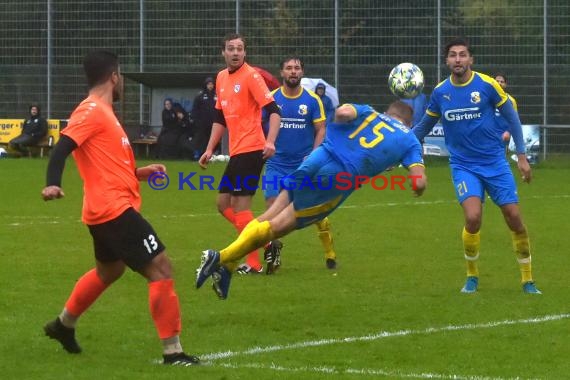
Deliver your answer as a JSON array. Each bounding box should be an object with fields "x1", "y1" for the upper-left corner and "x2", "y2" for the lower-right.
[
  {"x1": 408, "y1": 166, "x2": 427, "y2": 197},
  {"x1": 136, "y1": 164, "x2": 167, "y2": 181},
  {"x1": 263, "y1": 141, "x2": 276, "y2": 159},
  {"x1": 42, "y1": 185, "x2": 65, "y2": 201},
  {"x1": 517, "y1": 154, "x2": 532, "y2": 183},
  {"x1": 198, "y1": 151, "x2": 212, "y2": 169}
]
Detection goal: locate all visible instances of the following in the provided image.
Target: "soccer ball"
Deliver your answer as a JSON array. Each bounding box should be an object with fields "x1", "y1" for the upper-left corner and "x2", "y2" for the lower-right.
[
  {"x1": 0, "y1": 147, "x2": 7, "y2": 158},
  {"x1": 388, "y1": 63, "x2": 424, "y2": 99}
]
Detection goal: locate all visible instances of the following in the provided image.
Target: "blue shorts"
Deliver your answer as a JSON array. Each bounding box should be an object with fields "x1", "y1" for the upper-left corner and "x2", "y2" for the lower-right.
[
  {"x1": 263, "y1": 162, "x2": 299, "y2": 200},
  {"x1": 451, "y1": 163, "x2": 518, "y2": 206},
  {"x1": 282, "y1": 147, "x2": 353, "y2": 229}
]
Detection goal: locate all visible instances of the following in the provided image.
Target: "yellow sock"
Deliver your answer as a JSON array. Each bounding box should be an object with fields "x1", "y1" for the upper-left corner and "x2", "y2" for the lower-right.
[
  {"x1": 512, "y1": 228, "x2": 532, "y2": 283},
  {"x1": 462, "y1": 227, "x2": 480, "y2": 277},
  {"x1": 316, "y1": 218, "x2": 336, "y2": 260},
  {"x1": 220, "y1": 220, "x2": 274, "y2": 266}
]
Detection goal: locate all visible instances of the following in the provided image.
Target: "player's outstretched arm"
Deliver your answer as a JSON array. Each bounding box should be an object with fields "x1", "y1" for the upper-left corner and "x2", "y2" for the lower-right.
[
  {"x1": 412, "y1": 112, "x2": 438, "y2": 141},
  {"x1": 136, "y1": 164, "x2": 166, "y2": 181},
  {"x1": 408, "y1": 165, "x2": 427, "y2": 197},
  {"x1": 42, "y1": 135, "x2": 77, "y2": 201}
]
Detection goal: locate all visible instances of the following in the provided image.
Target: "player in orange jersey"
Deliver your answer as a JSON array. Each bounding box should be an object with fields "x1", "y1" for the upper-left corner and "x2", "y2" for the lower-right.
[
  {"x1": 199, "y1": 33, "x2": 281, "y2": 274},
  {"x1": 41, "y1": 50, "x2": 199, "y2": 366}
]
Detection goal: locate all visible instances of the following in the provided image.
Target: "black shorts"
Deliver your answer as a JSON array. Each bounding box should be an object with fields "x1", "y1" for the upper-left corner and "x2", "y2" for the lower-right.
[
  {"x1": 219, "y1": 150, "x2": 265, "y2": 196},
  {"x1": 88, "y1": 208, "x2": 165, "y2": 272}
]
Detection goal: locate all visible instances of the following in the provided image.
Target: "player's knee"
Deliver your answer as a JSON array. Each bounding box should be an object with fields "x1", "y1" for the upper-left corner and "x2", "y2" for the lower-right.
[
  {"x1": 464, "y1": 214, "x2": 482, "y2": 232},
  {"x1": 96, "y1": 262, "x2": 126, "y2": 284},
  {"x1": 144, "y1": 252, "x2": 173, "y2": 281}
]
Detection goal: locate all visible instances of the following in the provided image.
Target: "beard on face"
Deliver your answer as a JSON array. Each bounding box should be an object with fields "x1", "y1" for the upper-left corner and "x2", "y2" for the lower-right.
[{"x1": 284, "y1": 76, "x2": 300, "y2": 88}]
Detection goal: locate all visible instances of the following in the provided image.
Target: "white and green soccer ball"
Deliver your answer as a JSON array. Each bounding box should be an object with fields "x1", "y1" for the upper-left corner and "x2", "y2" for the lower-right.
[{"x1": 388, "y1": 62, "x2": 424, "y2": 99}]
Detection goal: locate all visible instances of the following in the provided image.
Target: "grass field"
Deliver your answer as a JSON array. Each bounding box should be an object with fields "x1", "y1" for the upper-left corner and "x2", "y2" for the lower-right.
[{"x1": 1, "y1": 156, "x2": 569, "y2": 379}]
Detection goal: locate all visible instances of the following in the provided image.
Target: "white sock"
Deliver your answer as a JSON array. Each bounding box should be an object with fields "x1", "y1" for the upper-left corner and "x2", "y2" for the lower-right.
[{"x1": 162, "y1": 336, "x2": 183, "y2": 355}]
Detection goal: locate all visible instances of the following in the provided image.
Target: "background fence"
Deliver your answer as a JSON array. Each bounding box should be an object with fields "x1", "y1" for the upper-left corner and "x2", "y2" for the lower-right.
[{"x1": 1, "y1": 0, "x2": 569, "y2": 156}]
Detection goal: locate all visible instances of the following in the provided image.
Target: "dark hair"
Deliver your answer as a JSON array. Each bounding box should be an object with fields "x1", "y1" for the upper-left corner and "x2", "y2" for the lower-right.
[
  {"x1": 386, "y1": 101, "x2": 413, "y2": 127},
  {"x1": 494, "y1": 72, "x2": 507, "y2": 83},
  {"x1": 83, "y1": 50, "x2": 119, "y2": 89},
  {"x1": 280, "y1": 56, "x2": 304, "y2": 70},
  {"x1": 444, "y1": 37, "x2": 473, "y2": 57},
  {"x1": 222, "y1": 33, "x2": 246, "y2": 50}
]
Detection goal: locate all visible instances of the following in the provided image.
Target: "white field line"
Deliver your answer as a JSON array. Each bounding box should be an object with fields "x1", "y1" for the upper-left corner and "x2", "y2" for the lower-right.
[
  {"x1": 198, "y1": 314, "x2": 568, "y2": 379},
  {"x1": 3, "y1": 194, "x2": 569, "y2": 227},
  {"x1": 202, "y1": 313, "x2": 570, "y2": 362},
  {"x1": 215, "y1": 361, "x2": 533, "y2": 380}
]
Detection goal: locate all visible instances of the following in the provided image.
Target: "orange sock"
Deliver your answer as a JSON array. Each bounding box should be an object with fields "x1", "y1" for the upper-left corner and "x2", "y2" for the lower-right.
[
  {"x1": 149, "y1": 279, "x2": 181, "y2": 339},
  {"x1": 222, "y1": 207, "x2": 235, "y2": 224},
  {"x1": 64, "y1": 269, "x2": 109, "y2": 317},
  {"x1": 234, "y1": 210, "x2": 261, "y2": 270}
]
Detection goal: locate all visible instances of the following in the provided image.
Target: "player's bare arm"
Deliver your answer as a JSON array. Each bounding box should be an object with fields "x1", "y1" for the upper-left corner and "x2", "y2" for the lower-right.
[
  {"x1": 199, "y1": 122, "x2": 225, "y2": 169},
  {"x1": 135, "y1": 164, "x2": 166, "y2": 181},
  {"x1": 408, "y1": 165, "x2": 427, "y2": 197},
  {"x1": 517, "y1": 155, "x2": 532, "y2": 183}
]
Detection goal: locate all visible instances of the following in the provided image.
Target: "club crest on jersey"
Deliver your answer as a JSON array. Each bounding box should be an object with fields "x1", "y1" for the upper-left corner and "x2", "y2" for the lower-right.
[
  {"x1": 470, "y1": 91, "x2": 481, "y2": 104},
  {"x1": 298, "y1": 104, "x2": 308, "y2": 116},
  {"x1": 234, "y1": 84, "x2": 240, "y2": 93}
]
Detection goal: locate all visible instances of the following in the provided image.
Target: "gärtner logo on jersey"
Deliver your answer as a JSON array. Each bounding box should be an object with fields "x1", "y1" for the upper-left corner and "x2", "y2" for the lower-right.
[{"x1": 444, "y1": 107, "x2": 482, "y2": 122}]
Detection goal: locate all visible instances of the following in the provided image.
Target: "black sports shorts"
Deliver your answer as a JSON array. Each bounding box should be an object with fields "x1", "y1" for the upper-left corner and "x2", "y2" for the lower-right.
[
  {"x1": 88, "y1": 208, "x2": 165, "y2": 271},
  {"x1": 219, "y1": 150, "x2": 265, "y2": 196}
]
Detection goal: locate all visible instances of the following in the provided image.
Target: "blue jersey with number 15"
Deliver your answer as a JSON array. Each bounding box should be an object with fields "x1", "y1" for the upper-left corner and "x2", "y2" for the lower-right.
[{"x1": 321, "y1": 104, "x2": 424, "y2": 176}]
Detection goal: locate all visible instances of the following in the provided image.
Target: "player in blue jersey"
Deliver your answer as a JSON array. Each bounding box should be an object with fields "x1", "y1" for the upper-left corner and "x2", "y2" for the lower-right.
[
  {"x1": 195, "y1": 101, "x2": 427, "y2": 299},
  {"x1": 413, "y1": 37, "x2": 540, "y2": 294},
  {"x1": 494, "y1": 72, "x2": 519, "y2": 146},
  {"x1": 254, "y1": 56, "x2": 337, "y2": 274}
]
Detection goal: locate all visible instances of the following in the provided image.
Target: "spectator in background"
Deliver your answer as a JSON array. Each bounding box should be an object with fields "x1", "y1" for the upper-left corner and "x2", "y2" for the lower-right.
[
  {"x1": 401, "y1": 91, "x2": 428, "y2": 126},
  {"x1": 161, "y1": 99, "x2": 177, "y2": 130},
  {"x1": 191, "y1": 77, "x2": 218, "y2": 160},
  {"x1": 175, "y1": 105, "x2": 195, "y2": 160},
  {"x1": 315, "y1": 83, "x2": 335, "y2": 124},
  {"x1": 157, "y1": 99, "x2": 183, "y2": 159},
  {"x1": 9, "y1": 104, "x2": 48, "y2": 156}
]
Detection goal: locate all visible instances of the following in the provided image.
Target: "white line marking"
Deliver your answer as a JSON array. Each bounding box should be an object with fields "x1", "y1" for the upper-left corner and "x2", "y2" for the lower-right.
[
  {"x1": 202, "y1": 313, "x2": 570, "y2": 361},
  {"x1": 4, "y1": 194, "x2": 569, "y2": 227},
  {"x1": 215, "y1": 361, "x2": 533, "y2": 380}
]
